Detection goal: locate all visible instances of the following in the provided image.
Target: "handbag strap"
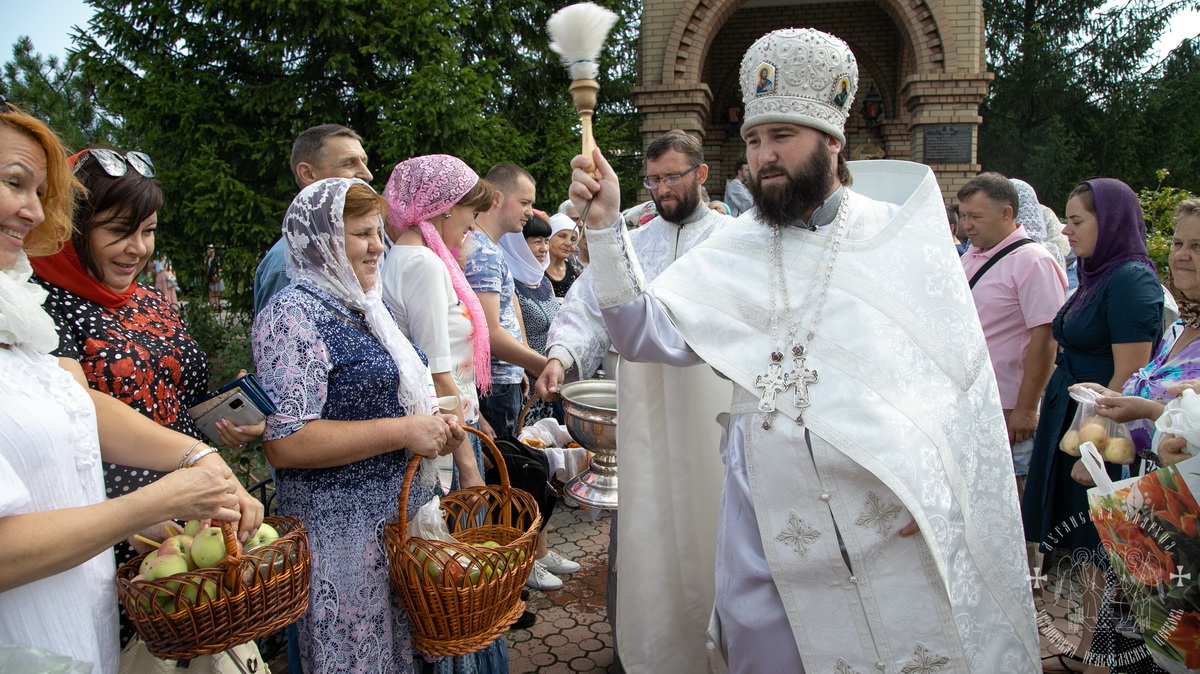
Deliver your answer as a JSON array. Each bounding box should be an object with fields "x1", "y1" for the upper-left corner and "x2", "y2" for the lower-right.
[{"x1": 968, "y1": 238, "x2": 1035, "y2": 288}]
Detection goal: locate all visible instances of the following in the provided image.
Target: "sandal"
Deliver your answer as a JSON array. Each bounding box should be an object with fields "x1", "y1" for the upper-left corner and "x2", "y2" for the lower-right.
[{"x1": 1042, "y1": 652, "x2": 1087, "y2": 673}]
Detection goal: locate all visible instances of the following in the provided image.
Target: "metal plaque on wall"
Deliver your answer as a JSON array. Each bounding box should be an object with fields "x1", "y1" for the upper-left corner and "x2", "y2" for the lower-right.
[{"x1": 922, "y1": 125, "x2": 972, "y2": 164}]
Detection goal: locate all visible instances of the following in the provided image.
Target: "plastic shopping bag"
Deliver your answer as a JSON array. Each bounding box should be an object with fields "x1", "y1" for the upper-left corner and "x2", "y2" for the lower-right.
[
  {"x1": 1155, "y1": 389, "x2": 1200, "y2": 458},
  {"x1": 1081, "y1": 442, "x2": 1200, "y2": 671},
  {"x1": 1059, "y1": 387, "x2": 1137, "y2": 464}
]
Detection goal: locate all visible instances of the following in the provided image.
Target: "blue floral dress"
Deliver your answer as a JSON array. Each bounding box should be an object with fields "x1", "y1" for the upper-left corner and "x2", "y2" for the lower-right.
[{"x1": 253, "y1": 282, "x2": 439, "y2": 674}]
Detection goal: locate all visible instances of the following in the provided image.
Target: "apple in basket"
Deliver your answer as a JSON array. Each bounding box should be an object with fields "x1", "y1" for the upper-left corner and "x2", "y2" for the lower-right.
[
  {"x1": 505, "y1": 547, "x2": 527, "y2": 570},
  {"x1": 191, "y1": 526, "x2": 229, "y2": 568},
  {"x1": 179, "y1": 577, "x2": 219, "y2": 609},
  {"x1": 246, "y1": 522, "x2": 280, "y2": 550},
  {"x1": 183, "y1": 518, "x2": 212, "y2": 537}
]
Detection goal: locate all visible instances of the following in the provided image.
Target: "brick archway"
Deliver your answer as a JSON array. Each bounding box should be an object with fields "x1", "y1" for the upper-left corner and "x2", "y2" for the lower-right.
[{"x1": 635, "y1": 0, "x2": 992, "y2": 198}]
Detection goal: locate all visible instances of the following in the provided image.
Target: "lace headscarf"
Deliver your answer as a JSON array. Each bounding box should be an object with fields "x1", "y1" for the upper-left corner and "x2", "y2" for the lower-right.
[
  {"x1": 1011, "y1": 178, "x2": 1066, "y2": 269},
  {"x1": 1067, "y1": 178, "x2": 1157, "y2": 317},
  {"x1": 1011, "y1": 179, "x2": 1046, "y2": 241},
  {"x1": 1042, "y1": 205, "x2": 1071, "y2": 259},
  {"x1": 384, "y1": 155, "x2": 492, "y2": 393},
  {"x1": 284, "y1": 178, "x2": 434, "y2": 415}
]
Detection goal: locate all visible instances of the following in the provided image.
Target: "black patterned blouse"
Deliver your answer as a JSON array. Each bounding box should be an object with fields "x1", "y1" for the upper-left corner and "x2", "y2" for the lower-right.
[{"x1": 549, "y1": 258, "x2": 582, "y2": 297}]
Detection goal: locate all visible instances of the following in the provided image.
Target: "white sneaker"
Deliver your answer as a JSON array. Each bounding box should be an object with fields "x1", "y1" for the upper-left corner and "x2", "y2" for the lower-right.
[
  {"x1": 537, "y1": 550, "x2": 581, "y2": 575},
  {"x1": 526, "y1": 561, "x2": 563, "y2": 591}
]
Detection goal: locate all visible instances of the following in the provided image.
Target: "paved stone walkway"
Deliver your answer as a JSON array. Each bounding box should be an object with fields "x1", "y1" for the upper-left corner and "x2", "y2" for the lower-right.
[
  {"x1": 505, "y1": 503, "x2": 617, "y2": 674},
  {"x1": 268, "y1": 506, "x2": 1109, "y2": 673}
]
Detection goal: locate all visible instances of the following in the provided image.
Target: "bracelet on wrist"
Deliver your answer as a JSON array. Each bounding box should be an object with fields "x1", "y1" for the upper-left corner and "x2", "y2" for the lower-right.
[
  {"x1": 184, "y1": 447, "x2": 218, "y2": 467},
  {"x1": 178, "y1": 439, "x2": 205, "y2": 470}
]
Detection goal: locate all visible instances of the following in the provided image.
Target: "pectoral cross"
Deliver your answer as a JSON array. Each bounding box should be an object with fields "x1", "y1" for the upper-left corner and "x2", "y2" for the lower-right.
[
  {"x1": 785, "y1": 347, "x2": 819, "y2": 418},
  {"x1": 755, "y1": 361, "x2": 790, "y2": 413}
]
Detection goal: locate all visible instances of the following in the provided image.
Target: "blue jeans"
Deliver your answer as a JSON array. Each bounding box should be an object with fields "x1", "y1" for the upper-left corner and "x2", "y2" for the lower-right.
[{"x1": 478, "y1": 382, "x2": 522, "y2": 438}]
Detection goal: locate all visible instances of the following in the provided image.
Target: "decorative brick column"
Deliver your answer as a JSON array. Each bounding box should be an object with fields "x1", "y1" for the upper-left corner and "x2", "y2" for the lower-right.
[{"x1": 903, "y1": 74, "x2": 993, "y2": 199}]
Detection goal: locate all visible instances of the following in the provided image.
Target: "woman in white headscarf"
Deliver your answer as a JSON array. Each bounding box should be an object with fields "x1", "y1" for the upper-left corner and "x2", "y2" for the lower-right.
[
  {"x1": 1011, "y1": 178, "x2": 1067, "y2": 270},
  {"x1": 545, "y1": 213, "x2": 581, "y2": 296},
  {"x1": 499, "y1": 213, "x2": 560, "y2": 425},
  {"x1": 252, "y1": 177, "x2": 463, "y2": 673}
]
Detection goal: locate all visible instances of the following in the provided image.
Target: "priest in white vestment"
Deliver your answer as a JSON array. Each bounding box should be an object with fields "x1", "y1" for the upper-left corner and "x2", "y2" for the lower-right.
[
  {"x1": 537, "y1": 131, "x2": 731, "y2": 674},
  {"x1": 565, "y1": 28, "x2": 1041, "y2": 674}
]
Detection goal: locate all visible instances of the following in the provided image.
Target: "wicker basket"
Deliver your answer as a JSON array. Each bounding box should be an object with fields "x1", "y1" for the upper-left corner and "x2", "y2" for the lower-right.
[
  {"x1": 114, "y1": 515, "x2": 310, "y2": 660},
  {"x1": 384, "y1": 426, "x2": 542, "y2": 657}
]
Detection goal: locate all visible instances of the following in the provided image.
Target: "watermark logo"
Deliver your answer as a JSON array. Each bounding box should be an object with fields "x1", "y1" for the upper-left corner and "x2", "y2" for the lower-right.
[{"x1": 1031, "y1": 510, "x2": 1186, "y2": 670}]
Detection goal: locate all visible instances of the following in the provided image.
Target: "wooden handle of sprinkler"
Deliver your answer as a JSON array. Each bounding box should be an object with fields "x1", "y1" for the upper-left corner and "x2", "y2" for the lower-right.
[{"x1": 570, "y1": 78, "x2": 600, "y2": 177}]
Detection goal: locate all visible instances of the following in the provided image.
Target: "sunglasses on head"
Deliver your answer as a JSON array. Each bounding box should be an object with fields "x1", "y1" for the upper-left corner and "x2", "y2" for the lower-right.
[
  {"x1": 69, "y1": 148, "x2": 156, "y2": 179},
  {"x1": 0, "y1": 93, "x2": 16, "y2": 113}
]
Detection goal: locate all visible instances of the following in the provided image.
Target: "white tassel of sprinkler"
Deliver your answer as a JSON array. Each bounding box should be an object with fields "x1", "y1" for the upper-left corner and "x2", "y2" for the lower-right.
[{"x1": 548, "y1": 2, "x2": 619, "y2": 176}]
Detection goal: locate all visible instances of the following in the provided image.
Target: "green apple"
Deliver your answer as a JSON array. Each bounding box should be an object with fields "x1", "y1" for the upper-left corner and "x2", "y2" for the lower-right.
[
  {"x1": 160, "y1": 535, "x2": 196, "y2": 569},
  {"x1": 138, "y1": 553, "x2": 156, "y2": 577},
  {"x1": 466, "y1": 564, "x2": 482, "y2": 585},
  {"x1": 483, "y1": 556, "x2": 507, "y2": 581},
  {"x1": 245, "y1": 523, "x2": 280, "y2": 550},
  {"x1": 183, "y1": 519, "x2": 211, "y2": 537},
  {"x1": 424, "y1": 558, "x2": 442, "y2": 582},
  {"x1": 157, "y1": 534, "x2": 190, "y2": 559},
  {"x1": 478, "y1": 541, "x2": 501, "y2": 548},
  {"x1": 191, "y1": 527, "x2": 227, "y2": 568},
  {"x1": 181, "y1": 577, "x2": 218, "y2": 607},
  {"x1": 145, "y1": 554, "x2": 190, "y2": 595}
]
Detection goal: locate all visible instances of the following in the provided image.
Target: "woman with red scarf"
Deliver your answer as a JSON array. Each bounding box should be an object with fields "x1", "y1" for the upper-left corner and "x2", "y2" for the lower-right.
[{"x1": 29, "y1": 149, "x2": 265, "y2": 661}]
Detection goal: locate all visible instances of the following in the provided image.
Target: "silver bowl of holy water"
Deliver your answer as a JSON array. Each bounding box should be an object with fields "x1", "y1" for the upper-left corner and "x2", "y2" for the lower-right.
[{"x1": 561, "y1": 379, "x2": 619, "y2": 510}]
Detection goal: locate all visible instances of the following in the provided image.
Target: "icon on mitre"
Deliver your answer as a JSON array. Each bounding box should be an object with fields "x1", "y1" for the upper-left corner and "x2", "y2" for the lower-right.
[{"x1": 755, "y1": 64, "x2": 775, "y2": 94}]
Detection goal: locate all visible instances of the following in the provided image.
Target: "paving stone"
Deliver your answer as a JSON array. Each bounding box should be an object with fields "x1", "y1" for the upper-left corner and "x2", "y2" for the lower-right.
[
  {"x1": 505, "y1": 505, "x2": 614, "y2": 672},
  {"x1": 579, "y1": 637, "x2": 604, "y2": 653},
  {"x1": 570, "y1": 656, "x2": 599, "y2": 671},
  {"x1": 557, "y1": 642, "x2": 586, "y2": 661},
  {"x1": 544, "y1": 634, "x2": 570, "y2": 648}
]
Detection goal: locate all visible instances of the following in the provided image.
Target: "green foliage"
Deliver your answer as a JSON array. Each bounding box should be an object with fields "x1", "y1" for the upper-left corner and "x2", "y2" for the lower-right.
[
  {"x1": 979, "y1": 0, "x2": 1199, "y2": 204},
  {"x1": 66, "y1": 0, "x2": 641, "y2": 313},
  {"x1": 0, "y1": 36, "x2": 121, "y2": 152},
  {"x1": 1140, "y1": 168, "x2": 1196, "y2": 282}
]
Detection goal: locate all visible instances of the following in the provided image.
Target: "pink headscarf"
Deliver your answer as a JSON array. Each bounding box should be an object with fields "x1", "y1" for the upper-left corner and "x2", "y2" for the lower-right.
[{"x1": 385, "y1": 155, "x2": 492, "y2": 393}]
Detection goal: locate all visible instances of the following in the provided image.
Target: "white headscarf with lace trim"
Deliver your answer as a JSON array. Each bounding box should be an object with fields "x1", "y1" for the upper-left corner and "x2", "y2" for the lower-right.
[
  {"x1": 1011, "y1": 178, "x2": 1066, "y2": 269},
  {"x1": 284, "y1": 177, "x2": 434, "y2": 416}
]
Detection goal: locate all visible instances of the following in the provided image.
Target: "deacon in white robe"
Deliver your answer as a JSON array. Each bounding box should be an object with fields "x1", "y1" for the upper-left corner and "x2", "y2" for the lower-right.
[
  {"x1": 538, "y1": 131, "x2": 731, "y2": 674},
  {"x1": 565, "y1": 28, "x2": 1041, "y2": 674}
]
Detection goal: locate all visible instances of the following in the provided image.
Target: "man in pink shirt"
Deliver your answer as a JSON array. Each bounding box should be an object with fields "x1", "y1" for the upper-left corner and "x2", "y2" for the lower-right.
[{"x1": 959, "y1": 172, "x2": 1067, "y2": 478}]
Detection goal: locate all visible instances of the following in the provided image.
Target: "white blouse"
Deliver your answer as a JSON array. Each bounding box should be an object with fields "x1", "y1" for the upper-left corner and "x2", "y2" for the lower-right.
[
  {"x1": 381, "y1": 245, "x2": 481, "y2": 423},
  {"x1": 0, "y1": 344, "x2": 119, "y2": 674}
]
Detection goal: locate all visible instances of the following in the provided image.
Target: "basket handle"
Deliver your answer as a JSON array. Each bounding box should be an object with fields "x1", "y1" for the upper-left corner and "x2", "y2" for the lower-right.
[
  {"x1": 516, "y1": 392, "x2": 538, "y2": 434},
  {"x1": 216, "y1": 518, "x2": 244, "y2": 589},
  {"x1": 397, "y1": 425, "x2": 513, "y2": 525}
]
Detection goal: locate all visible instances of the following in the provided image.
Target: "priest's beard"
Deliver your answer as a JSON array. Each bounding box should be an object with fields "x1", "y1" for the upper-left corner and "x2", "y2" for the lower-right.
[
  {"x1": 652, "y1": 185, "x2": 701, "y2": 224},
  {"x1": 749, "y1": 144, "x2": 834, "y2": 228}
]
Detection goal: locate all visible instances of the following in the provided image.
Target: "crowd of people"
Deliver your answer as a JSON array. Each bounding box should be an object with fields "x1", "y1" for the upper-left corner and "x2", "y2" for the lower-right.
[{"x1": 3, "y1": 22, "x2": 1200, "y2": 674}]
